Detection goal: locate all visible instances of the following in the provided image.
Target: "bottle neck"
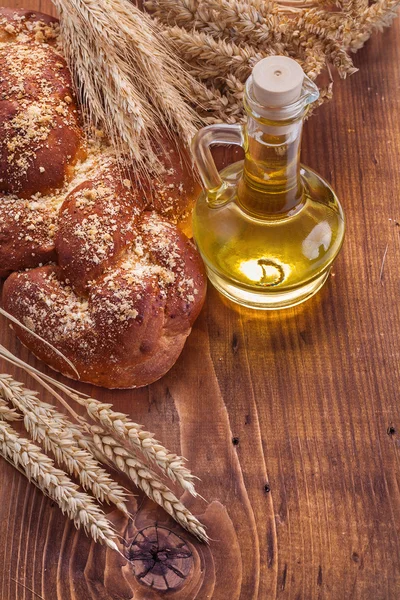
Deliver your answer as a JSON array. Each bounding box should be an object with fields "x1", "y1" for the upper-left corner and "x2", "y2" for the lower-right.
[{"x1": 237, "y1": 114, "x2": 304, "y2": 217}]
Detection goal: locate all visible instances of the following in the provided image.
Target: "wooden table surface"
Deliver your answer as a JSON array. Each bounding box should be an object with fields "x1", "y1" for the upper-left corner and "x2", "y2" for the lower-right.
[{"x1": 1, "y1": 2, "x2": 400, "y2": 599}]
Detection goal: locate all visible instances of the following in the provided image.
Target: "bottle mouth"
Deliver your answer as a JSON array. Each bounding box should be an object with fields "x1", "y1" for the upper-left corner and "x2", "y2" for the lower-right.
[{"x1": 244, "y1": 73, "x2": 320, "y2": 123}]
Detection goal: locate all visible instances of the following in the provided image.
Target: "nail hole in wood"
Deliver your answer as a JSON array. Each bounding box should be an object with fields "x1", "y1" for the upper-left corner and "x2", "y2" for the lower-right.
[
  {"x1": 264, "y1": 483, "x2": 271, "y2": 493},
  {"x1": 232, "y1": 333, "x2": 239, "y2": 353},
  {"x1": 299, "y1": 330, "x2": 308, "y2": 344},
  {"x1": 232, "y1": 436, "x2": 240, "y2": 446},
  {"x1": 387, "y1": 426, "x2": 396, "y2": 436}
]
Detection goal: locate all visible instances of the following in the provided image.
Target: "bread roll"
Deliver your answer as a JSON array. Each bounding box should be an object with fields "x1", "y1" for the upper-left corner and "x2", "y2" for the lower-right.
[{"x1": 0, "y1": 8, "x2": 206, "y2": 388}]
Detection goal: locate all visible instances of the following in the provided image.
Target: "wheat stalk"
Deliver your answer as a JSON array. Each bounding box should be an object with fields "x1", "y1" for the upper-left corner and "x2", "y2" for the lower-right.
[
  {"x1": 0, "y1": 420, "x2": 119, "y2": 551},
  {"x1": 158, "y1": 9, "x2": 357, "y2": 79},
  {"x1": 90, "y1": 425, "x2": 208, "y2": 543},
  {"x1": 21, "y1": 374, "x2": 208, "y2": 540},
  {"x1": 23, "y1": 377, "x2": 207, "y2": 541},
  {"x1": 159, "y1": 23, "x2": 263, "y2": 81},
  {"x1": 51, "y1": 0, "x2": 201, "y2": 175},
  {"x1": 49, "y1": 388, "x2": 199, "y2": 497},
  {"x1": 146, "y1": 0, "x2": 283, "y2": 46},
  {"x1": 146, "y1": 0, "x2": 358, "y2": 120},
  {"x1": 0, "y1": 374, "x2": 129, "y2": 515},
  {"x1": 0, "y1": 346, "x2": 197, "y2": 496},
  {"x1": 348, "y1": 0, "x2": 400, "y2": 50},
  {"x1": 43, "y1": 0, "x2": 399, "y2": 145},
  {"x1": 0, "y1": 347, "x2": 208, "y2": 544},
  {"x1": 145, "y1": 0, "x2": 399, "y2": 121}
]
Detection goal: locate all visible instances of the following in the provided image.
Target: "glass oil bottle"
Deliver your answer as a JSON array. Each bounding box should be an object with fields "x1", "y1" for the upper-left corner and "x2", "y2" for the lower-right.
[{"x1": 191, "y1": 56, "x2": 345, "y2": 310}]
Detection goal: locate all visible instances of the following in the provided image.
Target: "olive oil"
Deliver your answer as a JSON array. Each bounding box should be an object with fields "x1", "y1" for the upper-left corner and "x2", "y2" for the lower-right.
[
  {"x1": 193, "y1": 162, "x2": 344, "y2": 309},
  {"x1": 191, "y1": 56, "x2": 345, "y2": 309}
]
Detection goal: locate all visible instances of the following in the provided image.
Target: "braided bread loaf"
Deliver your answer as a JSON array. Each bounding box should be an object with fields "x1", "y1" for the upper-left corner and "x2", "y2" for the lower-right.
[{"x1": 0, "y1": 8, "x2": 206, "y2": 388}]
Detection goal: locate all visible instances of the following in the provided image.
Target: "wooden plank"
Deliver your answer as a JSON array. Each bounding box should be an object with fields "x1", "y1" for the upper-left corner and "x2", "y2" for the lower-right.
[{"x1": 0, "y1": 1, "x2": 400, "y2": 598}]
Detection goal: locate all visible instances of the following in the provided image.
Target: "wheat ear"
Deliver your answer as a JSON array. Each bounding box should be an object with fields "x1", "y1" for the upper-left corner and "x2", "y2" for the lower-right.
[
  {"x1": 145, "y1": 0, "x2": 283, "y2": 46},
  {"x1": 9, "y1": 371, "x2": 208, "y2": 542},
  {"x1": 160, "y1": 24, "x2": 263, "y2": 81},
  {"x1": 24, "y1": 379, "x2": 208, "y2": 542},
  {"x1": 0, "y1": 349, "x2": 198, "y2": 496},
  {"x1": 0, "y1": 350, "x2": 208, "y2": 543},
  {"x1": 52, "y1": 0, "x2": 201, "y2": 175},
  {"x1": 348, "y1": 0, "x2": 400, "y2": 50},
  {"x1": 188, "y1": 78, "x2": 244, "y2": 123},
  {"x1": 61, "y1": 392, "x2": 199, "y2": 497},
  {"x1": 0, "y1": 397, "x2": 20, "y2": 422},
  {"x1": 91, "y1": 426, "x2": 208, "y2": 543},
  {"x1": 0, "y1": 420, "x2": 119, "y2": 551},
  {"x1": 144, "y1": 0, "x2": 370, "y2": 122},
  {"x1": 0, "y1": 374, "x2": 128, "y2": 515}
]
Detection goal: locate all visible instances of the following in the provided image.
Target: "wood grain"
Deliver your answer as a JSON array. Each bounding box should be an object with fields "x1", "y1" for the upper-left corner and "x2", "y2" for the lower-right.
[{"x1": 1, "y1": 2, "x2": 400, "y2": 598}]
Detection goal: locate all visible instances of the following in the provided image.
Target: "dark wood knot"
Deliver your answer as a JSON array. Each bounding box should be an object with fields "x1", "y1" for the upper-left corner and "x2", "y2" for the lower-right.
[{"x1": 128, "y1": 526, "x2": 193, "y2": 592}]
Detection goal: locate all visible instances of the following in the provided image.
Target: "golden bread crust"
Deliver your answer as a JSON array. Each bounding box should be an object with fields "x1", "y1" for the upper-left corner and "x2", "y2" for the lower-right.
[
  {"x1": 3, "y1": 214, "x2": 205, "y2": 388},
  {"x1": 56, "y1": 158, "x2": 146, "y2": 295},
  {"x1": 0, "y1": 38, "x2": 84, "y2": 197},
  {"x1": 0, "y1": 193, "x2": 58, "y2": 272},
  {"x1": 0, "y1": 8, "x2": 206, "y2": 389}
]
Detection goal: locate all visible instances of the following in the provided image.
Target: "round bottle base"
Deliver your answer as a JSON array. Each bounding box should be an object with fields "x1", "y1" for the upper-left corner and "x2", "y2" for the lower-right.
[{"x1": 206, "y1": 267, "x2": 330, "y2": 310}]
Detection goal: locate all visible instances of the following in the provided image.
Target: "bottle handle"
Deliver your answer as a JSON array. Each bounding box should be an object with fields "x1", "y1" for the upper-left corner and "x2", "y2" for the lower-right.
[{"x1": 191, "y1": 123, "x2": 244, "y2": 207}]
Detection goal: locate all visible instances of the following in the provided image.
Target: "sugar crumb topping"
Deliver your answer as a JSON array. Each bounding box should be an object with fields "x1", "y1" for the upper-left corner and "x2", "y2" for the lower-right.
[{"x1": 0, "y1": 14, "x2": 201, "y2": 346}]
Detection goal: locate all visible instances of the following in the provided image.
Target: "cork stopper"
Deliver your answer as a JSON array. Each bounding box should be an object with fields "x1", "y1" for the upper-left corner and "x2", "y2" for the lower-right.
[{"x1": 252, "y1": 56, "x2": 304, "y2": 107}]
